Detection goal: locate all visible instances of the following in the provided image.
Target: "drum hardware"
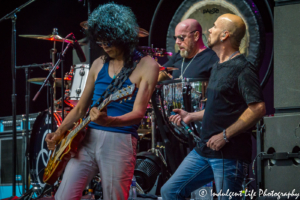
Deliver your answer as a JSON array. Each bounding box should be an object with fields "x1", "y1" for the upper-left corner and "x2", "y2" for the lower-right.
[
  {"x1": 28, "y1": 77, "x2": 71, "y2": 88},
  {"x1": 64, "y1": 64, "x2": 90, "y2": 107},
  {"x1": 151, "y1": 110, "x2": 156, "y2": 151},
  {"x1": 19, "y1": 33, "x2": 74, "y2": 44},
  {"x1": 15, "y1": 61, "x2": 59, "y2": 193},
  {"x1": 156, "y1": 78, "x2": 208, "y2": 144},
  {"x1": 138, "y1": 46, "x2": 173, "y2": 57}
]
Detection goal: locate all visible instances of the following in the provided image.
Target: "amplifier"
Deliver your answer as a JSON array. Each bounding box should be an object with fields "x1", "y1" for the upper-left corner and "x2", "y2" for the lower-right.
[{"x1": 0, "y1": 113, "x2": 39, "y2": 133}]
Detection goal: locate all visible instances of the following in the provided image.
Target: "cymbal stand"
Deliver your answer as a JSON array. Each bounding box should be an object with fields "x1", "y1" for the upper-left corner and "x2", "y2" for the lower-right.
[
  {"x1": 33, "y1": 42, "x2": 73, "y2": 131},
  {"x1": 0, "y1": 0, "x2": 36, "y2": 196},
  {"x1": 151, "y1": 110, "x2": 156, "y2": 152},
  {"x1": 51, "y1": 28, "x2": 58, "y2": 110}
]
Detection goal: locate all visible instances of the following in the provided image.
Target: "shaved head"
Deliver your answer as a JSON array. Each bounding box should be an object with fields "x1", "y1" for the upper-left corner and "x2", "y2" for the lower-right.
[
  {"x1": 174, "y1": 19, "x2": 204, "y2": 58},
  {"x1": 218, "y1": 14, "x2": 246, "y2": 49},
  {"x1": 176, "y1": 19, "x2": 202, "y2": 34}
]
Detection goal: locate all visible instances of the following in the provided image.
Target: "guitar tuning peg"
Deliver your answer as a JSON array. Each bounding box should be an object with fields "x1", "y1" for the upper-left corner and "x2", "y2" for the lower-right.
[{"x1": 128, "y1": 97, "x2": 132, "y2": 100}]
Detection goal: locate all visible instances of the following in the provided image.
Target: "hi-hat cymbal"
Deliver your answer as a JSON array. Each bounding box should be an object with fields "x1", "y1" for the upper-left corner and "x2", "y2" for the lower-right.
[
  {"x1": 80, "y1": 21, "x2": 149, "y2": 37},
  {"x1": 28, "y1": 77, "x2": 71, "y2": 87},
  {"x1": 159, "y1": 66, "x2": 178, "y2": 71},
  {"x1": 19, "y1": 34, "x2": 73, "y2": 43}
]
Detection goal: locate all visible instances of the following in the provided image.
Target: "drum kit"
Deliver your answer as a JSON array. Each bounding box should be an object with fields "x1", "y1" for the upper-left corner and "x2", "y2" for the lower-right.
[{"x1": 20, "y1": 20, "x2": 208, "y2": 196}]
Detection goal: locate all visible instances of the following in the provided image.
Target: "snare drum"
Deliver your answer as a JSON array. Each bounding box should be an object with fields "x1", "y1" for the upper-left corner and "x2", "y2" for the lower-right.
[
  {"x1": 65, "y1": 64, "x2": 90, "y2": 107},
  {"x1": 157, "y1": 78, "x2": 208, "y2": 143}
]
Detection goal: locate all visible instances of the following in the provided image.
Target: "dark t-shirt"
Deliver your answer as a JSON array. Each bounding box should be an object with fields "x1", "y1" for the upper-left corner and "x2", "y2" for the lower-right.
[
  {"x1": 195, "y1": 54, "x2": 264, "y2": 163},
  {"x1": 163, "y1": 48, "x2": 219, "y2": 78}
]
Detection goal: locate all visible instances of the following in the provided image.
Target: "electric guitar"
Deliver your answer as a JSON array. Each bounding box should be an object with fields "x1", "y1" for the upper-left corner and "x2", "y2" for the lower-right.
[{"x1": 43, "y1": 84, "x2": 136, "y2": 185}]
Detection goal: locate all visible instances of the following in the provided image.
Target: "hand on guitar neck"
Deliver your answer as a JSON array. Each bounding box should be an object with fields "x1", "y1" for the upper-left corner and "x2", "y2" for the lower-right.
[{"x1": 89, "y1": 107, "x2": 115, "y2": 126}]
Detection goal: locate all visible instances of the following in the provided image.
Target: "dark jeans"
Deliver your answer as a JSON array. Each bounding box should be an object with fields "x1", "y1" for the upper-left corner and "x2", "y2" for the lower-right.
[{"x1": 161, "y1": 149, "x2": 248, "y2": 200}]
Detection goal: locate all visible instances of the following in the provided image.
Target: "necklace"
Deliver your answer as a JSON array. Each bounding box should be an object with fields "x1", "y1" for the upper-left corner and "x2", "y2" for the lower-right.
[
  {"x1": 112, "y1": 60, "x2": 122, "y2": 79},
  {"x1": 227, "y1": 51, "x2": 240, "y2": 61},
  {"x1": 179, "y1": 47, "x2": 207, "y2": 79},
  {"x1": 179, "y1": 52, "x2": 198, "y2": 79}
]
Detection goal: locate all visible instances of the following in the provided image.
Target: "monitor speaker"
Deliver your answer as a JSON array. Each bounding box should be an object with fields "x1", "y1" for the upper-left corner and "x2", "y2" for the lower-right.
[
  {"x1": 260, "y1": 114, "x2": 300, "y2": 193},
  {"x1": 274, "y1": 3, "x2": 300, "y2": 110}
]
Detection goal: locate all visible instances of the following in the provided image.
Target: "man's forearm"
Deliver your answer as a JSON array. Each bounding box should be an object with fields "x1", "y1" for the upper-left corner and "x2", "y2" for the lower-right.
[
  {"x1": 56, "y1": 107, "x2": 86, "y2": 135},
  {"x1": 189, "y1": 109, "x2": 205, "y2": 122},
  {"x1": 226, "y1": 103, "x2": 265, "y2": 139},
  {"x1": 104, "y1": 111, "x2": 144, "y2": 127}
]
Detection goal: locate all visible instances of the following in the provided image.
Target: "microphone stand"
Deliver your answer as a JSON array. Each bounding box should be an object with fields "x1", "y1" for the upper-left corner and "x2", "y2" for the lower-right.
[
  {"x1": 33, "y1": 43, "x2": 72, "y2": 126},
  {"x1": 88, "y1": 0, "x2": 92, "y2": 69},
  {"x1": 15, "y1": 63, "x2": 52, "y2": 193},
  {"x1": 0, "y1": 0, "x2": 36, "y2": 196}
]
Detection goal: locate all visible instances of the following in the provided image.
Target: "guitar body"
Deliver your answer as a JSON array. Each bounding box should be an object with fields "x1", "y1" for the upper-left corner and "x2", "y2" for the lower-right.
[
  {"x1": 43, "y1": 119, "x2": 87, "y2": 185},
  {"x1": 42, "y1": 84, "x2": 136, "y2": 185}
]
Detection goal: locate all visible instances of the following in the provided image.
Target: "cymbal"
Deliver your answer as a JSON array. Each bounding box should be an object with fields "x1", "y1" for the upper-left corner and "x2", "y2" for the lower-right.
[
  {"x1": 138, "y1": 28, "x2": 149, "y2": 37},
  {"x1": 19, "y1": 34, "x2": 73, "y2": 43},
  {"x1": 80, "y1": 21, "x2": 149, "y2": 37},
  {"x1": 28, "y1": 77, "x2": 71, "y2": 87},
  {"x1": 159, "y1": 66, "x2": 178, "y2": 71}
]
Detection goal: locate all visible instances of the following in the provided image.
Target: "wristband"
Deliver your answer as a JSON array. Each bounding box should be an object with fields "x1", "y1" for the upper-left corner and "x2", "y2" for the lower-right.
[{"x1": 223, "y1": 129, "x2": 229, "y2": 143}]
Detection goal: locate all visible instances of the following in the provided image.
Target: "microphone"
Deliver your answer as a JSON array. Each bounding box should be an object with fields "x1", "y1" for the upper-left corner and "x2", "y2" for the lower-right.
[
  {"x1": 71, "y1": 34, "x2": 86, "y2": 62},
  {"x1": 170, "y1": 111, "x2": 201, "y2": 142},
  {"x1": 170, "y1": 111, "x2": 190, "y2": 128}
]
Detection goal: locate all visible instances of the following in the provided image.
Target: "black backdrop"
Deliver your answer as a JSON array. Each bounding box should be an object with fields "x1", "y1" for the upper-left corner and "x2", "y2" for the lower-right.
[{"x1": 0, "y1": 0, "x2": 274, "y2": 117}]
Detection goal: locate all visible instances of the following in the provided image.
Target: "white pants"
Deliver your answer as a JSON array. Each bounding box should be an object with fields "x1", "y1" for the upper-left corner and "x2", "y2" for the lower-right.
[{"x1": 55, "y1": 128, "x2": 137, "y2": 200}]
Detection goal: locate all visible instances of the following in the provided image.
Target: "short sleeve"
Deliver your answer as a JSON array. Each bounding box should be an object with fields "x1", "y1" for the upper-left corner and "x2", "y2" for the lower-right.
[{"x1": 238, "y1": 66, "x2": 264, "y2": 105}]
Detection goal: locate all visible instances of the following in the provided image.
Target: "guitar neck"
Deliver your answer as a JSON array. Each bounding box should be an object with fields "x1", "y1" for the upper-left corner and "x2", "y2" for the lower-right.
[{"x1": 66, "y1": 97, "x2": 111, "y2": 141}]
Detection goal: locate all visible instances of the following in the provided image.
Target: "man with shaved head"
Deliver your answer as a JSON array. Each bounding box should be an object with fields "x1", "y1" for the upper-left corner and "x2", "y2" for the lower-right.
[
  {"x1": 161, "y1": 14, "x2": 265, "y2": 199},
  {"x1": 163, "y1": 19, "x2": 218, "y2": 79}
]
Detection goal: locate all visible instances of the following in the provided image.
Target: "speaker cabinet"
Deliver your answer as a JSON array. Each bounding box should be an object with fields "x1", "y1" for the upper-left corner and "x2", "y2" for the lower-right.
[
  {"x1": 0, "y1": 137, "x2": 23, "y2": 185},
  {"x1": 261, "y1": 114, "x2": 300, "y2": 192},
  {"x1": 274, "y1": 3, "x2": 300, "y2": 109}
]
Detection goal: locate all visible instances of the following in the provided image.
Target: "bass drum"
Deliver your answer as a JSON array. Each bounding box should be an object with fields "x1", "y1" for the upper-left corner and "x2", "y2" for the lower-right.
[{"x1": 29, "y1": 110, "x2": 63, "y2": 187}]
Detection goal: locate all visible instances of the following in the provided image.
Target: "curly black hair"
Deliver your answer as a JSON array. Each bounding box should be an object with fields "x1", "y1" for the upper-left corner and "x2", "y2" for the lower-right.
[{"x1": 88, "y1": 2, "x2": 139, "y2": 65}]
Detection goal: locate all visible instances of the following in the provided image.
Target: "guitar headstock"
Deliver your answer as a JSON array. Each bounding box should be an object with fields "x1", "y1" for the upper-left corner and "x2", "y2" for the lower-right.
[{"x1": 110, "y1": 84, "x2": 136, "y2": 102}]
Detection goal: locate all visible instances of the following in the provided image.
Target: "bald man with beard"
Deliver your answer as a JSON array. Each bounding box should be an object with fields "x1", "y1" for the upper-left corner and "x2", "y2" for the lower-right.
[
  {"x1": 161, "y1": 14, "x2": 266, "y2": 200},
  {"x1": 163, "y1": 19, "x2": 218, "y2": 79}
]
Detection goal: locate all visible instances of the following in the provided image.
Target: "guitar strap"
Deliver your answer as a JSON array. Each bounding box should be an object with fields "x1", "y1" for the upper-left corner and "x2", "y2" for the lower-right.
[{"x1": 86, "y1": 50, "x2": 144, "y2": 115}]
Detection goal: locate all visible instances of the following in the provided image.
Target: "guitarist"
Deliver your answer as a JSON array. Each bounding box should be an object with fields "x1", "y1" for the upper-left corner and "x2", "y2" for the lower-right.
[{"x1": 45, "y1": 3, "x2": 159, "y2": 200}]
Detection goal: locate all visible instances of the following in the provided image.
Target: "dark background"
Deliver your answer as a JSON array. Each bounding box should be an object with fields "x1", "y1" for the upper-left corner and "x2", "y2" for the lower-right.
[{"x1": 0, "y1": 0, "x2": 274, "y2": 117}]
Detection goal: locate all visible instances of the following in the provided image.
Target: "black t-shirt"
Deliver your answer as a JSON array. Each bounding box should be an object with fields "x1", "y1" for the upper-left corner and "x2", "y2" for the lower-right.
[
  {"x1": 163, "y1": 48, "x2": 219, "y2": 78},
  {"x1": 195, "y1": 54, "x2": 264, "y2": 163}
]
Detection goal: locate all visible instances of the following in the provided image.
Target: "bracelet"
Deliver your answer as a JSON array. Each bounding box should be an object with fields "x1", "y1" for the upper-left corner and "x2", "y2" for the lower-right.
[{"x1": 223, "y1": 129, "x2": 229, "y2": 143}]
